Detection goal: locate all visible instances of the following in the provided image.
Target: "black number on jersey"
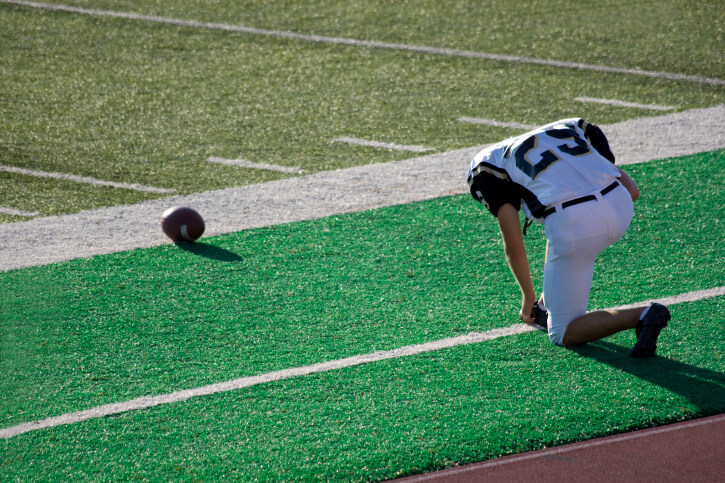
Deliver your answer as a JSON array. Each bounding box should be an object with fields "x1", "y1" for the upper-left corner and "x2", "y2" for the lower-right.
[{"x1": 505, "y1": 127, "x2": 592, "y2": 179}]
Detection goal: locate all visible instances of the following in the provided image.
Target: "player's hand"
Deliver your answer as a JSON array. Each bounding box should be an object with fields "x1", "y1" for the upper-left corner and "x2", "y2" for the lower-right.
[{"x1": 519, "y1": 295, "x2": 536, "y2": 325}]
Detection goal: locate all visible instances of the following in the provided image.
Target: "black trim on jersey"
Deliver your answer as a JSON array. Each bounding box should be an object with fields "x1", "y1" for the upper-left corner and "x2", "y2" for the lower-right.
[
  {"x1": 584, "y1": 122, "x2": 616, "y2": 164},
  {"x1": 520, "y1": 187, "x2": 547, "y2": 219},
  {"x1": 469, "y1": 166, "x2": 514, "y2": 216},
  {"x1": 469, "y1": 169, "x2": 547, "y2": 219},
  {"x1": 467, "y1": 161, "x2": 509, "y2": 183},
  {"x1": 469, "y1": 163, "x2": 537, "y2": 217}
]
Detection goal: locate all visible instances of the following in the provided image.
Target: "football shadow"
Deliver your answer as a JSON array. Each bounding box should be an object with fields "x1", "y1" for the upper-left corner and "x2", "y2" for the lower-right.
[
  {"x1": 174, "y1": 241, "x2": 243, "y2": 262},
  {"x1": 570, "y1": 340, "x2": 725, "y2": 415}
]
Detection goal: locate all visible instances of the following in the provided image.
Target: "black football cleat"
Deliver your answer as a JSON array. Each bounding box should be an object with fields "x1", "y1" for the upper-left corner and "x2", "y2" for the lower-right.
[
  {"x1": 531, "y1": 302, "x2": 548, "y2": 332},
  {"x1": 630, "y1": 303, "x2": 671, "y2": 358}
]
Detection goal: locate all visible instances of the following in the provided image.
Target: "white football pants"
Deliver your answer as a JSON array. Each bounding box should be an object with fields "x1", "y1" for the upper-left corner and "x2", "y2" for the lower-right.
[{"x1": 542, "y1": 183, "x2": 634, "y2": 345}]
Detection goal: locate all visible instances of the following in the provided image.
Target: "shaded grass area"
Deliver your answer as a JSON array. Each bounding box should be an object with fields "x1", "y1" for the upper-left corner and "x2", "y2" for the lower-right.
[
  {"x1": 2, "y1": 2, "x2": 724, "y2": 220},
  {"x1": 1, "y1": 151, "x2": 724, "y2": 479}
]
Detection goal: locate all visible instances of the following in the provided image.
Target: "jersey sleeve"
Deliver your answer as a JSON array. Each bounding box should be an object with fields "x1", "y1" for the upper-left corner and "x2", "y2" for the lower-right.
[
  {"x1": 468, "y1": 169, "x2": 522, "y2": 217},
  {"x1": 582, "y1": 121, "x2": 616, "y2": 164}
]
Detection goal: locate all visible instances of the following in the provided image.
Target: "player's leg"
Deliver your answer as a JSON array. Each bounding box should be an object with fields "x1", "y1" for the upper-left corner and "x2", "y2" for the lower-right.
[
  {"x1": 546, "y1": 186, "x2": 670, "y2": 353},
  {"x1": 542, "y1": 246, "x2": 598, "y2": 345},
  {"x1": 562, "y1": 303, "x2": 671, "y2": 354},
  {"x1": 544, "y1": 255, "x2": 647, "y2": 346},
  {"x1": 560, "y1": 185, "x2": 642, "y2": 345},
  {"x1": 542, "y1": 251, "x2": 650, "y2": 346},
  {"x1": 561, "y1": 307, "x2": 642, "y2": 346},
  {"x1": 542, "y1": 202, "x2": 614, "y2": 345}
]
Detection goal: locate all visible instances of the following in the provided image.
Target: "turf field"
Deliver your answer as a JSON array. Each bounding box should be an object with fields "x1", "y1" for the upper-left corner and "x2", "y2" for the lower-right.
[
  {"x1": 1, "y1": 0, "x2": 724, "y2": 481},
  {"x1": 2, "y1": 150, "x2": 724, "y2": 480},
  {"x1": 1, "y1": 0, "x2": 724, "y2": 221}
]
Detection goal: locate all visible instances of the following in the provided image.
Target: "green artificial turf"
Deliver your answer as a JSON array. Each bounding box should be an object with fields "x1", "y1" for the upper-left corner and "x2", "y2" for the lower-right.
[
  {"x1": 2, "y1": 301, "x2": 723, "y2": 481},
  {"x1": 1, "y1": 151, "x2": 723, "y2": 480}
]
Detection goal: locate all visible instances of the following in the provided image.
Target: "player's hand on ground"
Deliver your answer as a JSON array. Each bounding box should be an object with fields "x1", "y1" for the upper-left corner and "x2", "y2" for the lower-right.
[{"x1": 519, "y1": 295, "x2": 536, "y2": 325}]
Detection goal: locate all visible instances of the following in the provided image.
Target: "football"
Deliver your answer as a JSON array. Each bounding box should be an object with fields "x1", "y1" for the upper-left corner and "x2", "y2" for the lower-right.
[{"x1": 161, "y1": 206, "x2": 205, "y2": 242}]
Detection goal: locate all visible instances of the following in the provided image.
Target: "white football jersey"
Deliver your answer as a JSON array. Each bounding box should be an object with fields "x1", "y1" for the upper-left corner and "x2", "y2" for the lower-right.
[{"x1": 469, "y1": 118, "x2": 620, "y2": 218}]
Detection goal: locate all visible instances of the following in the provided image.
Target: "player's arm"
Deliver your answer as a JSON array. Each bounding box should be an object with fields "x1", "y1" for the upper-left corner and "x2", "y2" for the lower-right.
[
  {"x1": 496, "y1": 203, "x2": 537, "y2": 325},
  {"x1": 616, "y1": 166, "x2": 639, "y2": 201}
]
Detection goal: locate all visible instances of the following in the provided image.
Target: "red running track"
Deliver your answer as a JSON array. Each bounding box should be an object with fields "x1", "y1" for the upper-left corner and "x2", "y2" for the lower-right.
[{"x1": 397, "y1": 413, "x2": 725, "y2": 483}]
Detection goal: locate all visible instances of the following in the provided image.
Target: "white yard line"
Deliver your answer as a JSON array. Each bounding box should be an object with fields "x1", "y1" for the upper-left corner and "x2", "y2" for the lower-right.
[
  {"x1": 3, "y1": 0, "x2": 724, "y2": 85},
  {"x1": 1, "y1": 286, "x2": 723, "y2": 440},
  {"x1": 457, "y1": 118, "x2": 538, "y2": 130},
  {"x1": 0, "y1": 165, "x2": 175, "y2": 194},
  {"x1": 332, "y1": 137, "x2": 434, "y2": 152},
  {"x1": 610, "y1": 287, "x2": 725, "y2": 311},
  {"x1": 575, "y1": 97, "x2": 676, "y2": 111},
  {"x1": 1, "y1": 105, "x2": 724, "y2": 272},
  {"x1": 206, "y1": 157, "x2": 305, "y2": 174}
]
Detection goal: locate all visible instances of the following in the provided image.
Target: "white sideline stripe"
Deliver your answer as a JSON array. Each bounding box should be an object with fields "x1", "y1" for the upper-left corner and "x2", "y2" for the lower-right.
[
  {"x1": 3, "y1": 0, "x2": 724, "y2": 86},
  {"x1": 575, "y1": 97, "x2": 676, "y2": 111},
  {"x1": 0, "y1": 207, "x2": 39, "y2": 217},
  {"x1": 0, "y1": 325, "x2": 535, "y2": 440},
  {"x1": 406, "y1": 413, "x2": 725, "y2": 481},
  {"x1": 333, "y1": 137, "x2": 433, "y2": 153},
  {"x1": 457, "y1": 118, "x2": 538, "y2": 130},
  {"x1": 1, "y1": 106, "x2": 724, "y2": 273},
  {"x1": 0, "y1": 165, "x2": 175, "y2": 194},
  {"x1": 1, "y1": 286, "x2": 723, "y2": 440},
  {"x1": 206, "y1": 157, "x2": 305, "y2": 174},
  {"x1": 609, "y1": 286, "x2": 725, "y2": 311}
]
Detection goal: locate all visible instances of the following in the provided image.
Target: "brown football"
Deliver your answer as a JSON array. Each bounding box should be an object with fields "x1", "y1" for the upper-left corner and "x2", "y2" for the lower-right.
[{"x1": 161, "y1": 206, "x2": 205, "y2": 242}]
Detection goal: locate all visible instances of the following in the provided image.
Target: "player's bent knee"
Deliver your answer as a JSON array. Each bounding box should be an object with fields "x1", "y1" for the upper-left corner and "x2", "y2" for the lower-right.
[
  {"x1": 560, "y1": 333, "x2": 579, "y2": 347},
  {"x1": 547, "y1": 311, "x2": 585, "y2": 347},
  {"x1": 548, "y1": 327, "x2": 566, "y2": 346}
]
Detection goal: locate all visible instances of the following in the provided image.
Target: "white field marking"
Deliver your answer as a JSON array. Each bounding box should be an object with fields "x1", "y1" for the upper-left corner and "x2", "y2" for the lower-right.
[
  {"x1": 0, "y1": 165, "x2": 175, "y2": 194},
  {"x1": 0, "y1": 207, "x2": 39, "y2": 217},
  {"x1": 457, "y1": 118, "x2": 538, "y2": 130},
  {"x1": 575, "y1": 96, "x2": 676, "y2": 111},
  {"x1": 1, "y1": 286, "x2": 723, "y2": 440},
  {"x1": 1, "y1": 105, "x2": 724, "y2": 273},
  {"x1": 206, "y1": 157, "x2": 305, "y2": 174},
  {"x1": 609, "y1": 286, "x2": 725, "y2": 311},
  {"x1": 405, "y1": 413, "x2": 725, "y2": 481},
  {"x1": 333, "y1": 137, "x2": 434, "y2": 153},
  {"x1": 0, "y1": 325, "x2": 535, "y2": 440},
  {"x1": 3, "y1": 0, "x2": 724, "y2": 86}
]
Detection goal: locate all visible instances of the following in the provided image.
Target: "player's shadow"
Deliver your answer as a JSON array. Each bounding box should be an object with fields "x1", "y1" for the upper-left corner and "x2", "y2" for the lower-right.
[
  {"x1": 174, "y1": 241, "x2": 243, "y2": 262},
  {"x1": 571, "y1": 340, "x2": 725, "y2": 415}
]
